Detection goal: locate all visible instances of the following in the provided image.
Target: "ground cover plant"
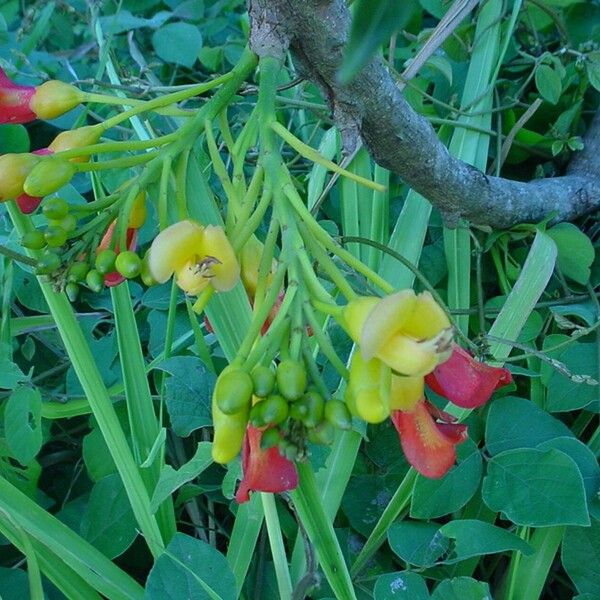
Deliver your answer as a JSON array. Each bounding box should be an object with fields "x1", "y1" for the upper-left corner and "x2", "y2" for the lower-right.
[{"x1": 0, "y1": 0, "x2": 599, "y2": 598}]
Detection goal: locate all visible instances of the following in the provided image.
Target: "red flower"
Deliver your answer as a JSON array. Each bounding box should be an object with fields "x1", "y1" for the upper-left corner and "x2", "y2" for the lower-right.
[
  {"x1": 391, "y1": 398, "x2": 468, "y2": 478},
  {"x1": 15, "y1": 148, "x2": 53, "y2": 214},
  {"x1": 97, "y1": 221, "x2": 138, "y2": 287},
  {"x1": 0, "y1": 68, "x2": 36, "y2": 124},
  {"x1": 235, "y1": 425, "x2": 298, "y2": 503},
  {"x1": 425, "y1": 344, "x2": 512, "y2": 409}
]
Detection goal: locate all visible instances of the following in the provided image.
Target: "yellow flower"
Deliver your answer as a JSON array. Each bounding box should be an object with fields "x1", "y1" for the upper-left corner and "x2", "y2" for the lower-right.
[
  {"x1": 342, "y1": 290, "x2": 453, "y2": 377},
  {"x1": 345, "y1": 351, "x2": 391, "y2": 423},
  {"x1": 146, "y1": 220, "x2": 239, "y2": 294},
  {"x1": 389, "y1": 374, "x2": 424, "y2": 411}
]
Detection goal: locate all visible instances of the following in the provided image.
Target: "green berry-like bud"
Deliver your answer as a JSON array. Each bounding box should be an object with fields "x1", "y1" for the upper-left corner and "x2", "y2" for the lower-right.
[
  {"x1": 260, "y1": 427, "x2": 281, "y2": 450},
  {"x1": 65, "y1": 282, "x2": 79, "y2": 302},
  {"x1": 42, "y1": 197, "x2": 69, "y2": 220},
  {"x1": 21, "y1": 231, "x2": 46, "y2": 250},
  {"x1": 86, "y1": 269, "x2": 104, "y2": 293},
  {"x1": 251, "y1": 366, "x2": 276, "y2": 397},
  {"x1": 35, "y1": 251, "x2": 61, "y2": 275},
  {"x1": 115, "y1": 251, "x2": 142, "y2": 279},
  {"x1": 44, "y1": 225, "x2": 67, "y2": 248},
  {"x1": 68, "y1": 262, "x2": 89, "y2": 283},
  {"x1": 95, "y1": 249, "x2": 117, "y2": 275},
  {"x1": 276, "y1": 359, "x2": 307, "y2": 401},
  {"x1": 23, "y1": 157, "x2": 77, "y2": 197}
]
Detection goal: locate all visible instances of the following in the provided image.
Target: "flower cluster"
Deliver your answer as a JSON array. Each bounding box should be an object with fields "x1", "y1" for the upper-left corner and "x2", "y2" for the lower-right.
[{"x1": 339, "y1": 290, "x2": 512, "y2": 478}]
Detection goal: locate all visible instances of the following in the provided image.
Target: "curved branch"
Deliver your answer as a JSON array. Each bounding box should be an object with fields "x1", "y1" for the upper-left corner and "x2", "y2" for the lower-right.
[{"x1": 248, "y1": 0, "x2": 600, "y2": 228}]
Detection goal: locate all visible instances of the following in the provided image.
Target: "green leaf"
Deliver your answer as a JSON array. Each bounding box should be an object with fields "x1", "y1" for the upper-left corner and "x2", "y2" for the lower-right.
[
  {"x1": 5, "y1": 385, "x2": 42, "y2": 465},
  {"x1": 154, "y1": 356, "x2": 216, "y2": 436},
  {"x1": 537, "y1": 437, "x2": 600, "y2": 520},
  {"x1": 82, "y1": 427, "x2": 118, "y2": 482},
  {"x1": 535, "y1": 64, "x2": 562, "y2": 104},
  {"x1": 586, "y1": 52, "x2": 600, "y2": 91},
  {"x1": 547, "y1": 223, "x2": 594, "y2": 284},
  {"x1": 150, "y1": 443, "x2": 213, "y2": 513},
  {"x1": 0, "y1": 124, "x2": 29, "y2": 153},
  {"x1": 387, "y1": 521, "x2": 448, "y2": 567},
  {"x1": 0, "y1": 358, "x2": 29, "y2": 390},
  {"x1": 485, "y1": 396, "x2": 574, "y2": 455},
  {"x1": 482, "y1": 448, "x2": 590, "y2": 526},
  {"x1": 430, "y1": 577, "x2": 491, "y2": 600},
  {"x1": 339, "y1": 0, "x2": 417, "y2": 84},
  {"x1": 0, "y1": 567, "x2": 29, "y2": 600},
  {"x1": 374, "y1": 571, "x2": 430, "y2": 600},
  {"x1": 81, "y1": 474, "x2": 137, "y2": 559},
  {"x1": 410, "y1": 439, "x2": 482, "y2": 519},
  {"x1": 439, "y1": 519, "x2": 533, "y2": 563},
  {"x1": 562, "y1": 521, "x2": 600, "y2": 596},
  {"x1": 145, "y1": 533, "x2": 236, "y2": 600},
  {"x1": 152, "y1": 22, "x2": 202, "y2": 67}
]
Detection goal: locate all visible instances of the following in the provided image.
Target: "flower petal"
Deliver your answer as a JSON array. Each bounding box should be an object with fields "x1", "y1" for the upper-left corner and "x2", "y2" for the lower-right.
[
  {"x1": 341, "y1": 296, "x2": 379, "y2": 344},
  {"x1": 360, "y1": 290, "x2": 416, "y2": 360},
  {"x1": 391, "y1": 399, "x2": 468, "y2": 478},
  {"x1": 15, "y1": 193, "x2": 42, "y2": 214},
  {"x1": 401, "y1": 291, "x2": 451, "y2": 339},
  {"x1": 0, "y1": 68, "x2": 36, "y2": 124},
  {"x1": 235, "y1": 426, "x2": 298, "y2": 503},
  {"x1": 200, "y1": 225, "x2": 240, "y2": 292},
  {"x1": 376, "y1": 334, "x2": 439, "y2": 376},
  {"x1": 389, "y1": 374, "x2": 424, "y2": 411},
  {"x1": 346, "y1": 351, "x2": 390, "y2": 423},
  {"x1": 425, "y1": 344, "x2": 513, "y2": 408},
  {"x1": 147, "y1": 220, "x2": 204, "y2": 283}
]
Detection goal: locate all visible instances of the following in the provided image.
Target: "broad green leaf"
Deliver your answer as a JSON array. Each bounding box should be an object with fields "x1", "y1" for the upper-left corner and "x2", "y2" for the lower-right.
[
  {"x1": 5, "y1": 385, "x2": 42, "y2": 465},
  {"x1": 482, "y1": 448, "x2": 589, "y2": 526},
  {"x1": 485, "y1": 396, "x2": 574, "y2": 455},
  {"x1": 439, "y1": 519, "x2": 533, "y2": 563},
  {"x1": 152, "y1": 22, "x2": 202, "y2": 67},
  {"x1": 154, "y1": 356, "x2": 216, "y2": 436},
  {"x1": 0, "y1": 124, "x2": 29, "y2": 153},
  {"x1": 535, "y1": 64, "x2": 562, "y2": 104},
  {"x1": 430, "y1": 577, "x2": 491, "y2": 600},
  {"x1": 410, "y1": 439, "x2": 482, "y2": 519},
  {"x1": 374, "y1": 571, "x2": 430, "y2": 600},
  {"x1": 99, "y1": 9, "x2": 171, "y2": 35},
  {"x1": 0, "y1": 567, "x2": 29, "y2": 600},
  {"x1": 81, "y1": 474, "x2": 137, "y2": 559},
  {"x1": 538, "y1": 437, "x2": 600, "y2": 520},
  {"x1": 545, "y1": 343, "x2": 598, "y2": 412},
  {"x1": 586, "y1": 51, "x2": 600, "y2": 91},
  {"x1": 150, "y1": 443, "x2": 213, "y2": 513},
  {"x1": 547, "y1": 222, "x2": 594, "y2": 284},
  {"x1": 82, "y1": 427, "x2": 118, "y2": 482},
  {"x1": 145, "y1": 533, "x2": 236, "y2": 600},
  {"x1": 0, "y1": 358, "x2": 28, "y2": 390},
  {"x1": 387, "y1": 521, "x2": 448, "y2": 567},
  {"x1": 339, "y1": 0, "x2": 417, "y2": 84},
  {"x1": 562, "y1": 521, "x2": 600, "y2": 596}
]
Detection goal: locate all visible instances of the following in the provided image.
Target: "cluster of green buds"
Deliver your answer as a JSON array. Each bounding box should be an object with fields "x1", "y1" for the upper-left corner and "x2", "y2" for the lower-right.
[{"x1": 212, "y1": 358, "x2": 352, "y2": 464}]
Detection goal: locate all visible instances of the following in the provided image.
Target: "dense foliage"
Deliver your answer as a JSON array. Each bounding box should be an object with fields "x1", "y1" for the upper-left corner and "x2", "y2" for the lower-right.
[{"x1": 0, "y1": 1, "x2": 599, "y2": 599}]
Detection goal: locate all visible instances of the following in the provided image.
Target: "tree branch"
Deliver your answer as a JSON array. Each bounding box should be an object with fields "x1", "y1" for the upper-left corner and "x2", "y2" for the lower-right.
[{"x1": 248, "y1": 0, "x2": 600, "y2": 228}]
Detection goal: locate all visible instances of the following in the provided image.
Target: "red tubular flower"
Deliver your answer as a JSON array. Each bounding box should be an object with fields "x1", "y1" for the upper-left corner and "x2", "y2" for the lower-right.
[
  {"x1": 97, "y1": 222, "x2": 138, "y2": 287},
  {"x1": 425, "y1": 344, "x2": 513, "y2": 409},
  {"x1": 15, "y1": 148, "x2": 53, "y2": 214},
  {"x1": 235, "y1": 426, "x2": 298, "y2": 503},
  {"x1": 391, "y1": 399, "x2": 468, "y2": 478},
  {"x1": 0, "y1": 68, "x2": 36, "y2": 124}
]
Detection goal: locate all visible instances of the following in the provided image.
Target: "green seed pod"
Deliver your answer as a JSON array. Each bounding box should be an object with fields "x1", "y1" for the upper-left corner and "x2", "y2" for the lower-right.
[
  {"x1": 23, "y1": 157, "x2": 77, "y2": 197},
  {"x1": 95, "y1": 249, "x2": 117, "y2": 275},
  {"x1": 260, "y1": 427, "x2": 281, "y2": 450},
  {"x1": 261, "y1": 394, "x2": 289, "y2": 426},
  {"x1": 249, "y1": 401, "x2": 266, "y2": 428},
  {"x1": 251, "y1": 366, "x2": 276, "y2": 397},
  {"x1": 324, "y1": 400, "x2": 352, "y2": 430},
  {"x1": 296, "y1": 390, "x2": 324, "y2": 428},
  {"x1": 307, "y1": 421, "x2": 336, "y2": 445},
  {"x1": 68, "y1": 262, "x2": 89, "y2": 283},
  {"x1": 65, "y1": 282, "x2": 79, "y2": 302},
  {"x1": 276, "y1": 359, "x2": 307, "y2": 401},
  {"x1": 215, "y1": 367, "x2": 254, "y2": 415},
  {"x1": 279, "y1": 439, "x2": 298, "y2": 461},
  {"x1": 35, "y1": 251, "x2": 61, "y2": 275},
  {"x1": 21, "y1": 231, "x2": 46, "y2": 250},
  {"x1": 44, "y1": 225, "x2": 67, "y2": 248},
  {"x1": 52, "y1": 214, "x2": 77, "y2": 233},
  {"x1": 115, "y1": 251, "x2": 142, "y2": 279},
  {"x1": 42, "y1": 197, "x2": 69, "y2": 220},
  {"x1": 86, "y1": 269, "x2": 105, "y2": 293}
]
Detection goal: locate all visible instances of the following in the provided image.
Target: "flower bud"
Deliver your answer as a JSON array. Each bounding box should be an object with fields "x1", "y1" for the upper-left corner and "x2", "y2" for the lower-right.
[
  {"x1": 48, "y1": 126, "x2": 101, "y2": 162},
  {"x1": 29, "y1": 80, "x2": 83, "y2": 120},
  {"x1": 0, "y1": 153, "x2": 41, "y2": 201},
  {"x1": 23, "y1": 157, "x2": 76, "y2": 197}
]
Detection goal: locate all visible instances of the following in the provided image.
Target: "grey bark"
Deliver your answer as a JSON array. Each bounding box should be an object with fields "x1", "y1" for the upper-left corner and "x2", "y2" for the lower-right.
[{"x1": 248, "y1": 0, "x2": 600, "y2": 228}]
